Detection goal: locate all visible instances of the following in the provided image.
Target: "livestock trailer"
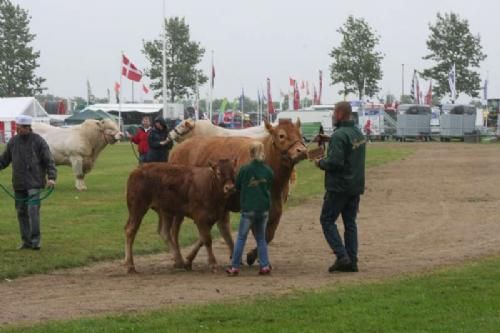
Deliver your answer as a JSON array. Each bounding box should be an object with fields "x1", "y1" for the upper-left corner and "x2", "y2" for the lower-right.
[
  {"x1": 440, "y1": 104, "x2": 477, "y2": 141},
  {"x1": 396, "y1": 104, "x2": 432, "y2": 141}
]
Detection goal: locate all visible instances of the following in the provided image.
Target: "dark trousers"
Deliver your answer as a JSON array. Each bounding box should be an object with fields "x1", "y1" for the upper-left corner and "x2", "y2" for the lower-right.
[
  {"x1": 15, "y1": 189, "x2": 41, "y2": 247},
  {"x1": 320, "y1": 191, "x2": 360, "y2": 263}
]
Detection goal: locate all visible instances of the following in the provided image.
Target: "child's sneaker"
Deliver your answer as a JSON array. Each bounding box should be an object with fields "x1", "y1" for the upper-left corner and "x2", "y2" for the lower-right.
[
  {"x1": 225, "y1": 267, "x2": 239, "y2": 276},
  {"x1": 258, "y1": 266, "x2": 272, "y2": 275}
]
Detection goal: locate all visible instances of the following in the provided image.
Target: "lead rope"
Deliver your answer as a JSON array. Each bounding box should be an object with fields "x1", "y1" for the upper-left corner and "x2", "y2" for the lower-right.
[{"x1": 0, "y1": 184, "x2": 54, "y2": 205}]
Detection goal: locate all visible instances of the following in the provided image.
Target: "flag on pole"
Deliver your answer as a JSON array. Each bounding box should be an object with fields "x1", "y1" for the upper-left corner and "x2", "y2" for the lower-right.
[
  {"x1": 318, "y1": 70, "x2": 323, "y2": 105},
  {"x1": 424, "y1": 80, "x2": 432, "y2": 105},
  {"x1": 239, "y1": 88, "x2": 245, "y2": 111},
  {"x1": 448, "y1": 63, "x2": 456, "y2": 102},
  {"x1": 211, "y1": 64, "x2": 215, "y2": 88},
  {"x1": 86, "y1": 79, "x2": 95, "y2": 104},
  {"x1": 300, "y1": 80, "x2": 305, "y2": 90},
  {"x1": 483, "y1": 79, "x2": 488, "y2": 101},
  {"x1": 293, "y1": 81, "x2": 300, "y2": 110},
  {"x1": 306, "y1": 81, "x2": 310, "y2": 95},
  {"x1": 267, "y1": 78, "x2": 275, "y2": 114},
  {"x1": 410, "y1": 70, "x2": 418, "y2": 102},
  {"x1": 122, "y1": 54, "x2": 143, "y2": 82},
  {"x1": 114, "y1": 82, "x2": 120, "y2": 103},
  {"x1": 142, "y1": 84, "x2": 150, "y2": 94},
  {"x1": 289, "y1": 77, "x2": 295, "y2": 87},
  {"x1": 220, "y1": 97, "x2": 228, "y2": 113}
]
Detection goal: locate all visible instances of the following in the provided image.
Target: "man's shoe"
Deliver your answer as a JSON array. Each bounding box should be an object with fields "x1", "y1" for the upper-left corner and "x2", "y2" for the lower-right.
[
  {"x1": 328, "y1": 256, "x2": 352, "y2": 273},
  {"x1": 32, "y1": 246, "x2": 41, "y2": 251},
  {"x1": 17, "y1": 244, "x2": 31, "y2": 250}
]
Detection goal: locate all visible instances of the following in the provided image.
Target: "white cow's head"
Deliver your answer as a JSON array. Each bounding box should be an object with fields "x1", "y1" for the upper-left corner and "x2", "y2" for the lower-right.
[
  {"x1": 168, "y1": 118, "x2": 195, "y2": 143},
  {"x1": 98, "y1": 119, "x2": 122, "y2": 144}
]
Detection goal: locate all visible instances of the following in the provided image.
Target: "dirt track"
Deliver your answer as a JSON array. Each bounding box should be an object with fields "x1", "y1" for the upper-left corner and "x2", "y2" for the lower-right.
[{"x1": 2, "y1": 143, "x2": 500, "y2": 327}]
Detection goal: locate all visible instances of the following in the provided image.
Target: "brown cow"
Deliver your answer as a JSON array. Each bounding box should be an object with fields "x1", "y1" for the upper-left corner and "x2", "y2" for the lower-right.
[
  {"x1": 124, "y1": 160, "x2": 236, "y2": 273},
  {"x1": 168, "y1": 119, "x2": 307, "y2": 266}
]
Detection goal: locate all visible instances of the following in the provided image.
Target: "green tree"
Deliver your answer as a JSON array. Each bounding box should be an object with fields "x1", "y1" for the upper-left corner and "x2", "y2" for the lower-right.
[
  {"x1": 329, "y1": 16, "x2": 383, "y2": 99},
  {"x1": 0, "y1": 0, "x2": 45, "y2": 97},
  {"x1": 422, "y1": 12, "x2": 486, "y2": 99},
  {"x1": 143, "y1": 17, "x2": 207, "y2": 102}
]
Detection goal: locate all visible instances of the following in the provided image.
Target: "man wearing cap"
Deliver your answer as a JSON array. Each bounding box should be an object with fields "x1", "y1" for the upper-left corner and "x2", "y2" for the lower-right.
[{"x1": 0, "y1": 115, "x2": 57, "y2": 250}]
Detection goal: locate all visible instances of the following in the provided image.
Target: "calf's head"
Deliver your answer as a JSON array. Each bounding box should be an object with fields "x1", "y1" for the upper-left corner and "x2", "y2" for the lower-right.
[
  {"x1": 265, "y1": 119, "x2": 307, "y2": 165},
  {"x1": 209, "y1": 159, "x2": 237, "y2": 197}
]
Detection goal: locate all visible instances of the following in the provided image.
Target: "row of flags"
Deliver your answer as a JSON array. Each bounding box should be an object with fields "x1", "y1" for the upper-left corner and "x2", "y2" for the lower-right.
[
  {"x1": 288, "y1": 70, "x2": 323, "y2": 110},
  {"x1": 410, "y1": 70, "x2": 433, "y2": 105}
]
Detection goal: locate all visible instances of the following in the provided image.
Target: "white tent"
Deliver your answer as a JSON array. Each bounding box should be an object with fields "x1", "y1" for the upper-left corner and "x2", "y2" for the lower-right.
[
  {"x1": 85, "y1": 103, "x2": 185, "y2": 119},
  {"x1": 0, "y1": 97, "x2": 51, "y2": 142}
]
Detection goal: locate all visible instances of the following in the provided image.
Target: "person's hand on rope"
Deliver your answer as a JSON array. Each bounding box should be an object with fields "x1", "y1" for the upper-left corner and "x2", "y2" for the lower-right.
[{"x1": 47, "y1": 179, "x2": 56, "y2": 188}]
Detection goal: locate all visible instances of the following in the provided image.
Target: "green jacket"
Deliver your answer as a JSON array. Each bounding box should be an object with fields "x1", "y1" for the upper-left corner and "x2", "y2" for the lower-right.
[
  {"x1": 236, "y1": 159, "x2": 274, "y2": 212},
  {"x1": 318, "y1": 120, "x2": 366, "y2": 194}
]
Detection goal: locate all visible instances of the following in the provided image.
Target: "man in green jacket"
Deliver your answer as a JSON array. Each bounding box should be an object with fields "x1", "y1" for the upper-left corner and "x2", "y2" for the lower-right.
[
  {"x1": 0, "y1": 115, "x2": 57, "y2": 250},
  {"x1": 314, "y1": 101, "x2": 366, "y2": 273}
]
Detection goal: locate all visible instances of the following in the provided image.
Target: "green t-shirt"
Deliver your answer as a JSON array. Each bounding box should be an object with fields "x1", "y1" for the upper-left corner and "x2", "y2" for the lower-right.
[{"x1": 236, "y1": 159, "x2": 274, "y2": 212}]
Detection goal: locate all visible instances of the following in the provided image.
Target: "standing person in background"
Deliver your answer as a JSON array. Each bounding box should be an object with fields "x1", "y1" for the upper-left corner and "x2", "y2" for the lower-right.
[
  {"x1": 364, "y1": 119, "x2": 372, "y2": 143},
  {"x1": 0, "y1": 115, "x2": 57, "y2": 251},
  {"x1": 226, "y1": 142, "x2": 274, "y2": 276},
  {"x1": 146, "y1": 116, "x2": 173, "y2": 162},
  {"x1": 128, "y1": 115, "x2": 151, "y2": 164},
  {"x1": 314, "y1": 101, "x2": 366, "y2": 273}
]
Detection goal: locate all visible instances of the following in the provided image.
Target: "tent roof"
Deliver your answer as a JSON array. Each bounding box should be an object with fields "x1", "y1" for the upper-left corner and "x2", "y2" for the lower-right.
[
  {"x1": 85, "y1": 103, "x2": 163, "y2": 114},
  {"x1": 65, "y1": 109, "x2": 115, "y2": 124},
  {"x1": 0, "y1": 97, "x2": 50, "y2": 121}
]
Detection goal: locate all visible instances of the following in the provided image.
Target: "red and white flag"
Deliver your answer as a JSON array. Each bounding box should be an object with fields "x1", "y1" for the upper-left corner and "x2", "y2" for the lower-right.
[
  {"x1": 142, "y1": 84, "x2": 150, "y2": 94},
  {"x1": 122, "y1": 54, "x2": 143, "y2": 82},
  {"x1": 289, "y1": 77, "x2": 295, "y2": 87},
  {"x1": 114, "y1": 82, "x2": 121, "y2": 94},
  {"x1": 424, "y1": 80, "x2": 432, "y2": 105}
]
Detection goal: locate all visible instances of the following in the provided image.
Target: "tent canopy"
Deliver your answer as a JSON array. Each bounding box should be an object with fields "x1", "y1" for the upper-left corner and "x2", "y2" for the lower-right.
[
  {"x1": 64, "y1": 109, "x2": 117, "y2": 125},
  {"x1": 0, "y1": 97, "x2": 50, "y2": 122},
  {"x1": 86, "y1": 103, "x2": 162, "y2": 114}
]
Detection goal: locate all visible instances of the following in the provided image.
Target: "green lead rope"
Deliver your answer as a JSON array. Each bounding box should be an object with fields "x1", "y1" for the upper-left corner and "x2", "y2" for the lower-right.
[{"x1": 0, "y1": 184, "x2": 54, "y2": 205}]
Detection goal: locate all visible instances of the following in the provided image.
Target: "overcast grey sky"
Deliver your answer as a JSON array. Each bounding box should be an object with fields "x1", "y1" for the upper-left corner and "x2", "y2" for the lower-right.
[{"x1": 12, "y1": 0, "x2": 499, "y2": 104}]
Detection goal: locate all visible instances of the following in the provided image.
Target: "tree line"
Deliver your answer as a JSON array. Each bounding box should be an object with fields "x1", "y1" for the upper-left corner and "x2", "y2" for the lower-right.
[{"x1": 0, "y1": 0, "x2": 487, "y2": 106}]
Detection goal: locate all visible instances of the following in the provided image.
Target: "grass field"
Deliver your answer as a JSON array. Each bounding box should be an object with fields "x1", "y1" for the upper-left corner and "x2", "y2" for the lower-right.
[
  {"x1": 3, "y1": 256, "x2": 499, "y2": 333},
  {"x1": 0, "y1": 143, "x2": 413, "y2": 279}
]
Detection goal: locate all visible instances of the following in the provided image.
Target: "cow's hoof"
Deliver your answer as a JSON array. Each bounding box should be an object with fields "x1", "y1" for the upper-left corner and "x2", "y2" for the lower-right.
[
  {"x1": 127, "y1": 267, "x2": 138, "y2": 274},
  {"x1": 246, "y1": 252, "x2": 256, "y2": 266},
  {"x1": 184, "y1": 262, "x2": 193, "y2": 271},
  {"x1": 210, "y1": 265, "x2": 219, "y2": 273}
]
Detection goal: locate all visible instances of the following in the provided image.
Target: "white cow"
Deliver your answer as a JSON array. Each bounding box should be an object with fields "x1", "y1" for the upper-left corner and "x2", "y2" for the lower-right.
[
  {"x1": 168, "y1": 119, "x2": 269, "y2": 143},
  {"x1": 32, "y1": 119, "x2": 122, "y2": 191}
]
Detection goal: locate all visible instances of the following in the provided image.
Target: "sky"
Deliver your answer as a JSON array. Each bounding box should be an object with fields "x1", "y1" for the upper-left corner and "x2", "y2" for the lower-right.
[{"x1": 11, "y1": 0, "x2": 499, "y2": 105}]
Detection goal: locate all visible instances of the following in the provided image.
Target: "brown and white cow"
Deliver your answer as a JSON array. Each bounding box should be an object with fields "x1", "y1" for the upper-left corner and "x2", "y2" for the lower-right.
[
  {"x1": 124, "y1": 159, "x2": 236, "y2": 273},
  {"x1": 168, "y1": 119, "x2": 307, "y2": 266}
]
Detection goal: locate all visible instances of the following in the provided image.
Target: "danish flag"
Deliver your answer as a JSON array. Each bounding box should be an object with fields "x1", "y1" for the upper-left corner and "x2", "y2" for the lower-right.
[{"x1": 122, "y1": 54, "x2": 143, "y2": 82}]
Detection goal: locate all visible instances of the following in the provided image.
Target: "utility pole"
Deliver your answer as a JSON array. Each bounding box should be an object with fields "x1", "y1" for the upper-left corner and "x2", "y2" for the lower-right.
[{"x1": 401, "y1": 64, "x2": 405, "y2": 101}]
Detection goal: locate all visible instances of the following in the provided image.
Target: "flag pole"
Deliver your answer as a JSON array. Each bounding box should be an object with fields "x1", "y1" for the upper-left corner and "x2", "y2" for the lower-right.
[
  {"x1": 162, "y1": 0, "x2": 168, "y2": 119},
  {"x1": 119, "y1": 52, "x2": 123, "y2": 134},
  {"x1": 209, "y1": 50, "x2": 214, "y2": 123}
]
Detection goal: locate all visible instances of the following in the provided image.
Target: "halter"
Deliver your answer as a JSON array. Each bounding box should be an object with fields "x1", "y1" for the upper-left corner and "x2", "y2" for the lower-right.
[{"x1": 272, "y1": 138, "x2": 304, "y2": 163}]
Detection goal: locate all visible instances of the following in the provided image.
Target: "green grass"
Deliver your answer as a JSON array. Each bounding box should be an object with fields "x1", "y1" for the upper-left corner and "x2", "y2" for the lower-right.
[
  {"x1": 0, "y1": 143, "x2": 413, "y2": 279},
  {"x1": 4, "y1": 256, "x2": 499, "y2": 333}
]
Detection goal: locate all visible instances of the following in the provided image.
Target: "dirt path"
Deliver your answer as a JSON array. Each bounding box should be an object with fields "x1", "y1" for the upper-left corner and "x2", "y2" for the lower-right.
[{"x1": 2, "y1": 143, "x2": 500, "y2": 327}]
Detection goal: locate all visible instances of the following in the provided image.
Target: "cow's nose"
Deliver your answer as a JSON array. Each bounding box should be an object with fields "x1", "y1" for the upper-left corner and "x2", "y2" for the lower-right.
[{"x1": 224, "y1": 184, "x2": 235, "y2": 194}]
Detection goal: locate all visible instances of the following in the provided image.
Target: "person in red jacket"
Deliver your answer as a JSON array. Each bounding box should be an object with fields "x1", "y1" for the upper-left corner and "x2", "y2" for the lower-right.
[{"x1": 129, "y1": 116, "x2": 151, "y2": 164}]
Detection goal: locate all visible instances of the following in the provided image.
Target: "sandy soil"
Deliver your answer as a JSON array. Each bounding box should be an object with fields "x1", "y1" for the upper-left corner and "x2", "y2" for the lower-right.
[{"x1": 2, "y1": 143, "x2": 500, "y2": 327}]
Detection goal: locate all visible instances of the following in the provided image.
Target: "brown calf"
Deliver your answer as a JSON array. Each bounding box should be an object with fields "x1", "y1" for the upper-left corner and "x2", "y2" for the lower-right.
[{"x1": 124, "y1": 160, "x2": 236, "y2": 273}]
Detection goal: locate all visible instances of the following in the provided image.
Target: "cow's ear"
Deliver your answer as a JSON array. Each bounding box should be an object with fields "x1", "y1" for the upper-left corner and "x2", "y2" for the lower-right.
[
  {"x1": 264, "y1": 120, "x2": 274, "y2": 133},
  {"x1": 295, "y1": 117, "x2": 301, "y2": 129}
]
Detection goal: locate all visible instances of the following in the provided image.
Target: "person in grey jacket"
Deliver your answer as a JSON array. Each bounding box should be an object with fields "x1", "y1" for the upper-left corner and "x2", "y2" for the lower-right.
[{"x1": 0, "y1": 115, "x2": 57, "y2": 250}]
